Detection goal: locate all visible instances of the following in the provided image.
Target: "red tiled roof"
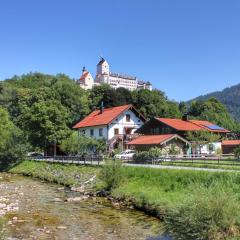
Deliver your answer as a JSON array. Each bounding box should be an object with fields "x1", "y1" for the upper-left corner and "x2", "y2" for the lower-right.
[
  {"x1": 189, "y1": 120, "x2": 230, "y2": 133},
  {"x1": 79, "y1": 72, "x2": 89, "y2": 81},
  {"x1": 73, "y1": 104, "x2": 142, "y2": 129},
  {"x1": 222, "y1": 140, "x2": 240, "y2": 146},
  {"x1": 156, "y1": 118, "x2": 203, "y2": 131},
  {"x1": 127, "y1": 134, "x2": 176, "y2": 145},
  {"x1": 156, "y1": 118, "x2": 229, "y2": 133}
]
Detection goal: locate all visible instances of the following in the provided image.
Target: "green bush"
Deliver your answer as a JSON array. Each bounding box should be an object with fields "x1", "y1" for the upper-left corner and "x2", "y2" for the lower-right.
[
  {"x1": 234, "y1": 147, "x2": 240, "y2": 160},
  {"x1": 165, "y1": 184, "x2": 240, "y2": 240},
  {"x1": 133, "y1": 147, "x2": 164, "y2": 163},
  {"x1": 168, "y1": 144, "x2": 181, "y2": 155},
  {"x1": 99, "y1": 159, "x2": 123, "y2": 190}
]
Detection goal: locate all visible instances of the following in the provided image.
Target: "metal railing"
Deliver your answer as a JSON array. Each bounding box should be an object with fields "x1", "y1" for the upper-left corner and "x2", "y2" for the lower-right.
[
  {"x1": 142, "y1": 154, "x2": 240, "y2": 167},
  {"x1": 27, "y1": 155, "x2": 104, "y2": 165}
]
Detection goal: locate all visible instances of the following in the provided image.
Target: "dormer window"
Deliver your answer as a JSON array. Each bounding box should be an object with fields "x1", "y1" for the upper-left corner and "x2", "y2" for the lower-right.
[{"x1": 126, "y1": 114, "x2": 131, "y2": 122}]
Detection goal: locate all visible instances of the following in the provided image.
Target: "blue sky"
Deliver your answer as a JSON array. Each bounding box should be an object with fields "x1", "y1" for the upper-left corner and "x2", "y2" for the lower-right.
[{"x1": 0, "y1": 0, "x2": 239, "y2": 101}]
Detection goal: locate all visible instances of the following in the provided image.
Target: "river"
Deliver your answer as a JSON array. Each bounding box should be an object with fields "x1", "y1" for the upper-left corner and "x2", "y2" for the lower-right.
[{"x1": 0, "y1": 173, "x2": 170, "y2": 240}]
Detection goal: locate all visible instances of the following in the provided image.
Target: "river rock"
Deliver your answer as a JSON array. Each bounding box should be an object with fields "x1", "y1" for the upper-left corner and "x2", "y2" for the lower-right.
[
  {"x1": 66, "y1": 197, "x2": 83, "y2": 202},
  {"x1": 57, "y1": 225, "x2": 67, "y2": 230},
  {"x1": 111, "y1": 202, "x2": 120, "y2": 209},
  {"x1": 0, "y1": 197, "x2": 9, "y2": 202},
  {"x1": 53, "y1": 198, "x2": 63, "y2": 202},
  {"x1": 0, "y1": 210, "x2": 6, "y2": 216},
  {"x1": 96, "y1": 190, "x2": 108, "y2": 197},
  {"x1": 0, "y1": 203, "x2": 7, "y2": 209},
  {"x1": 71, "y1": 186, "x2": 85, "y2": 193}
]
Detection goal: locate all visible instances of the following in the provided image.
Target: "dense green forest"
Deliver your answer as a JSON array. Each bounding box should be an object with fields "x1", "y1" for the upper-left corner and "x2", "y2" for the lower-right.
[
  {"x1": 0, "y1": 73, "x2": 239, "y2": 166},
  {"x1": 192, "y1": 83, "x2": 240, "y2": 121}
]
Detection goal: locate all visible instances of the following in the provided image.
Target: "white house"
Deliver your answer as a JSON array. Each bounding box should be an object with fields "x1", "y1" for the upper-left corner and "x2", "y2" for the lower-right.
[{"x1": 73, "y1": 104, "x2": 146, "y2": 150}]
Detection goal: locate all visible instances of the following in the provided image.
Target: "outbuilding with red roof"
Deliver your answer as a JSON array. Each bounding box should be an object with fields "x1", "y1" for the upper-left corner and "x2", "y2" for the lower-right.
[
  {"x1": 222, "y1": 140, "x2": 240, "y2": 154},
  {"x1": 127, "y1": 134, "x2": 190, "y2": 154}
]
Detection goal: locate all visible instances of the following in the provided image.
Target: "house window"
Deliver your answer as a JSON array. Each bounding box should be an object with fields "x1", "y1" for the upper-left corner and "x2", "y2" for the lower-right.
[
  {"x1": 99, "y1": 128, "x2": 103, "y2": 137},
  {"x1": 114, "y1": 128, "x2": 119, "y2": 135},
  {"x1": 82, "y1": 130, "x2": 85, "y2": 135},
  {"x1": 90, "y1": 129, "x2": 94, "y2": 137},
  {"x1": 126, "y1": 114, "x2": 131, "y2": 122}
]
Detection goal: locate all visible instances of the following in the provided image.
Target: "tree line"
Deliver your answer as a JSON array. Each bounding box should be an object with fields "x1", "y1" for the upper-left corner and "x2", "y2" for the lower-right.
[{"x1": 0, "y1": 72, "x2": 239, "y2": 167}]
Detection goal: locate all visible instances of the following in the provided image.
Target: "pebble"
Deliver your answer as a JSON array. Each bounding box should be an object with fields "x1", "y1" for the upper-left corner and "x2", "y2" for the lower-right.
[
  {"x1": 0, "y1": 203, "x2": 7, "y2": 209},
  {"x1": 71, "y1": 186, "x2": 85, "y2": 193},
  {"x1": 66, "y1": 197, "x2": 83, "y2": 202},
  {"x1": 53, "y1": 198, "x2": 63, "y2": 202},
  {"x1": 57, "y1": 225, "x2": 67, "y2": 230}
]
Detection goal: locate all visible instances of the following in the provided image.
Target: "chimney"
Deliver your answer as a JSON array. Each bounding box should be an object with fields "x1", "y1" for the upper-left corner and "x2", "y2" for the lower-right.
[
  {"x1": 100, "y1": 101, "x2": 104, "y2": 114},
  {"x1": 182, "y1": 113, "x2": 189, "y2": 121}
]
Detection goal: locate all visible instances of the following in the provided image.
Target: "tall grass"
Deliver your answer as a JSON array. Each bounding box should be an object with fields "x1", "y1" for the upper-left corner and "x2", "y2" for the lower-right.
[
  {"x1": 99, "y1": 159, "x2": 123, "y2": 190},
  {"x1": 165, "y1": 184, "x2": 240, "y2": 240},
  {"x1": 9, "y1": 160, "x2": 100, "y2": 187},
  {"x1": 110, "y1": 166, "x2": 240, "y2": 239}
]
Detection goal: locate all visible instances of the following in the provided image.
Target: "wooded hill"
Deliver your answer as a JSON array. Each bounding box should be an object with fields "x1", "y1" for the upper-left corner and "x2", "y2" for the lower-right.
[
  {"x1": 191, "y1": 83, "x2": 240, "y2": 122},
  {"x1": 0, "y1": 73, "x2": 239, "y2": 160}
]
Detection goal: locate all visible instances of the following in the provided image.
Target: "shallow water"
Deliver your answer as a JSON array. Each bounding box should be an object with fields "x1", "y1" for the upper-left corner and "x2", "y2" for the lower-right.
[{"x1": 0, "y1": 173, "x2": 170, "y2": 240}]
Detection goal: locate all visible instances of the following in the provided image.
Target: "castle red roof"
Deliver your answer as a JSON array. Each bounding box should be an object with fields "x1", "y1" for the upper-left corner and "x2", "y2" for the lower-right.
[
  {"x1": 222, "y1": 140, "x2": 240, "y2": 146},
  {"x1": 73, "y1": 104, "x2": 145, "y2": 129}
]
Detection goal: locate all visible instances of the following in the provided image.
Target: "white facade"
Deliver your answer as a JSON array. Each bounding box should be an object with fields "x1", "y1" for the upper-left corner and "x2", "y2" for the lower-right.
[
  {"x1": 193, "y1": 142, "x2": 222, "y2": 155},
  {"x1": 79, "y1": 58, "x2": 153, "y2": 91},
  {"x1": 77, "y1": 68, "x2": 95, "y2": 90},
  {"x1": 78, "y1": 109, "x2": 144, "y2": 141}
]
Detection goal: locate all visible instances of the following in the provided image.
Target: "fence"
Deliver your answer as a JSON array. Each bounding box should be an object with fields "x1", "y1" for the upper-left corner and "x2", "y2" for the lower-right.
[
  {"x1": 144, "y1": 154, "x2": 240, "y2": 167},
  {"x1": 28, "y1": 155, "x2": 104, "y2": 165}
]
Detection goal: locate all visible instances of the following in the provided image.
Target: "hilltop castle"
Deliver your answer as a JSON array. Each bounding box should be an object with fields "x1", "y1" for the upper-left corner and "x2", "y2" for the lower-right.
[{"x1": 77, "y1": 58, "x2": 152, "y2": 91}]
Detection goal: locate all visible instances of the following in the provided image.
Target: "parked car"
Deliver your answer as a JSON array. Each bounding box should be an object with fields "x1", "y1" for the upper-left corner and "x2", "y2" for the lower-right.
[
  {"x1": 114, "y1": 150, "x2": 135, "y2": 160},
  {"x1": 27, "y1": 152, "x2": 44, "y2": 159}
]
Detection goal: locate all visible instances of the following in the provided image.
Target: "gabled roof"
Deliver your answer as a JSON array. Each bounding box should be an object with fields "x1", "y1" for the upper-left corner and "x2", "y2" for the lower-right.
[
  {"x1": 97, "y1": 57, "x2": 106, "y2": 66},
  {"x1": 73, "y1": 104, "x2": 146, "y2": 129},
  {"x1": 189, "y1": 120, "x2": 230, "y2": 133},
  {"x1": 127, "y1": 134, "x2": 190, "y2": 145},
  {"x1": 222, "y1": 140, "x2": 240, "y2": 146},
  {"x1": 79, "y1": 71, "x2": 89, "y2": 81},
  {"x1": 156, "y1": 118, "x2": 229, "y2": 133},
  {"x1": 156, "y1": 118, "x2": 203, "y2": 131}
]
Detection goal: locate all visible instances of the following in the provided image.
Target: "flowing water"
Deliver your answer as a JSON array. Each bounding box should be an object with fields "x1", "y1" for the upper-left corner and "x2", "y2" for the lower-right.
[{"x1": 0, "y1": 173, "x2": 170, "y2": 240}]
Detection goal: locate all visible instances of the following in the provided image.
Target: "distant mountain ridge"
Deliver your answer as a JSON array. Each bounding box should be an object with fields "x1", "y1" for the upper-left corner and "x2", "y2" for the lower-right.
[{"x1": 191, "y1": 83, "x2": 240, "y2": 121}]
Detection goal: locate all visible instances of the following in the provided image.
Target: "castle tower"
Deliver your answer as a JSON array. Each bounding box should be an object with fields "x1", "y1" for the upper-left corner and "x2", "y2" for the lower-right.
[{"x1": 97, "y1": 57, "x2": 110, "y2": 75}]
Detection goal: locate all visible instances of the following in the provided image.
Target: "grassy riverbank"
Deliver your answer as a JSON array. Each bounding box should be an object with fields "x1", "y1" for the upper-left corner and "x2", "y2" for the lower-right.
[
  {"x1": 9, "y1": 160, "x2": 100, "y2": 188},
  {"x1": 9, "y1": 160, "x2": 240, "y2": 240}
]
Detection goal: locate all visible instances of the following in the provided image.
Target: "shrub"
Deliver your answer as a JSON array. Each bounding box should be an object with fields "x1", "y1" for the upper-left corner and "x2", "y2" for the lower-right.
[
  {"x1": 99, "y1": 159, "x2": 123, "y2": 190},
  {"x1": 165, "y1": 184, "x2": 240, "y2": 240},
  {"x1": 167, "y1": 144, "x2": 181, "y2": 155},
  {"x1": 133, "y1": 147, "x2": 164, "y2": 163},
  {"x1": 234, "y1": 147, "x2": 240, "y2": 160}
]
